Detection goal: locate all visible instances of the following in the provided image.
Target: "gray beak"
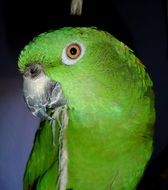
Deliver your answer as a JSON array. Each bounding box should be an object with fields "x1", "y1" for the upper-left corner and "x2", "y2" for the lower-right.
[{"x1": 23, "y1": 64, "x2": 66, "y2": 120}]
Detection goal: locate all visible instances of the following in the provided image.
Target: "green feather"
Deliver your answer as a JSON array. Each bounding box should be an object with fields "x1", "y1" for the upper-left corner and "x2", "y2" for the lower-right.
[{"x1": 23, "y1": 120, "x2": 60, "y2": 190}]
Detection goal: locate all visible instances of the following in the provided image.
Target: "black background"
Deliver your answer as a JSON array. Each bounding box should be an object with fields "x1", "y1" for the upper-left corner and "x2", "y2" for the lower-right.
[{"x1": 0, "y1": 0, "x2": 167, "y2": 189}]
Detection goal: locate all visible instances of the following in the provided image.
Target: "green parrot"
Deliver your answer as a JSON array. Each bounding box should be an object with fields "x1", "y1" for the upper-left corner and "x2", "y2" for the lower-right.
[{"x1": 18, "y1": 27, "x2": 155, "y2": 190}]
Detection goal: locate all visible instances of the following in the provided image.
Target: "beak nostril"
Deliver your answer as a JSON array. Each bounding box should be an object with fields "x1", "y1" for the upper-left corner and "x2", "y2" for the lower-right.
[
  {"x1": 30, "y1": 65, "x2": 42, "y2": 78},
  {"x1": 30, "y1": 67, "x2": 40, "y2": 77},
  {"x1": 24, "y1": 64, "x2": 42, "y2": 78}
]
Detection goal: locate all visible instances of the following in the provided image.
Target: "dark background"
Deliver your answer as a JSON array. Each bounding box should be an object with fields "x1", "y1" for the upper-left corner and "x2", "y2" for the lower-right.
[{"x1": 0, "y1": 0, "x2": 167, "y2": 189}]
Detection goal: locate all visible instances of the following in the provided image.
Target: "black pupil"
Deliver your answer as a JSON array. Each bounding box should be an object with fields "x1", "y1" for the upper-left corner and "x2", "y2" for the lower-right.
[{"x1": 70, "y1": 47, "x2": 77, "y2": 55}]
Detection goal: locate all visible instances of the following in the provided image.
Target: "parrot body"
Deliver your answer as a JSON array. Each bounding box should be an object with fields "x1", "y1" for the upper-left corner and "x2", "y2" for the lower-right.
[{"x1": 18, "y1": 27, "x2": 155, "y2": 190}]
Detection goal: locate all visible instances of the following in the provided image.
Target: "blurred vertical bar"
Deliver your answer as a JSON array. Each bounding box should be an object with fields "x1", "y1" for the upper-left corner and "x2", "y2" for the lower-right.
[{"x1": 70, "y1": 0, "x2": 83, "y2": 15}]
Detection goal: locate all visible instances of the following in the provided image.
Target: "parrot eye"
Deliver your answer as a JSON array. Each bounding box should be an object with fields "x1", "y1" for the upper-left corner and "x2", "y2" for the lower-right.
[
  {"x1": 67, "y1": 44, "x2": 81, "y2": 59},
  {"x1": 61, "y1": 42, "x2": 85, "y2": 65}
]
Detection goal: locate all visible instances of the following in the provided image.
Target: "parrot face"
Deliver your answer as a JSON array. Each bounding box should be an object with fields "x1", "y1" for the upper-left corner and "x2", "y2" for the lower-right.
[
  {"x1": 18, "y1": 27, "x2": 155, "y2": 190},
  {"x1": 22, "y1": 39, "x2": 87, "y2": 120}
]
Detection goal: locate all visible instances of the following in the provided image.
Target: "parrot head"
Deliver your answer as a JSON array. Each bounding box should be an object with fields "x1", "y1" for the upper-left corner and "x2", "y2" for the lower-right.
[{"x1": 18, "y1": 27, "x2": 153, "y2": 122}]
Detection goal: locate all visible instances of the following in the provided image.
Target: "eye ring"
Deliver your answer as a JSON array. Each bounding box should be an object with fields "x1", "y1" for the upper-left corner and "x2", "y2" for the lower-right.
[
  {"x1": 61, "y1": 41, "x2": 85, "y2": 66},
  {"x1": 66, "y1": 43, "x2": 81, "y2": 59}
]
